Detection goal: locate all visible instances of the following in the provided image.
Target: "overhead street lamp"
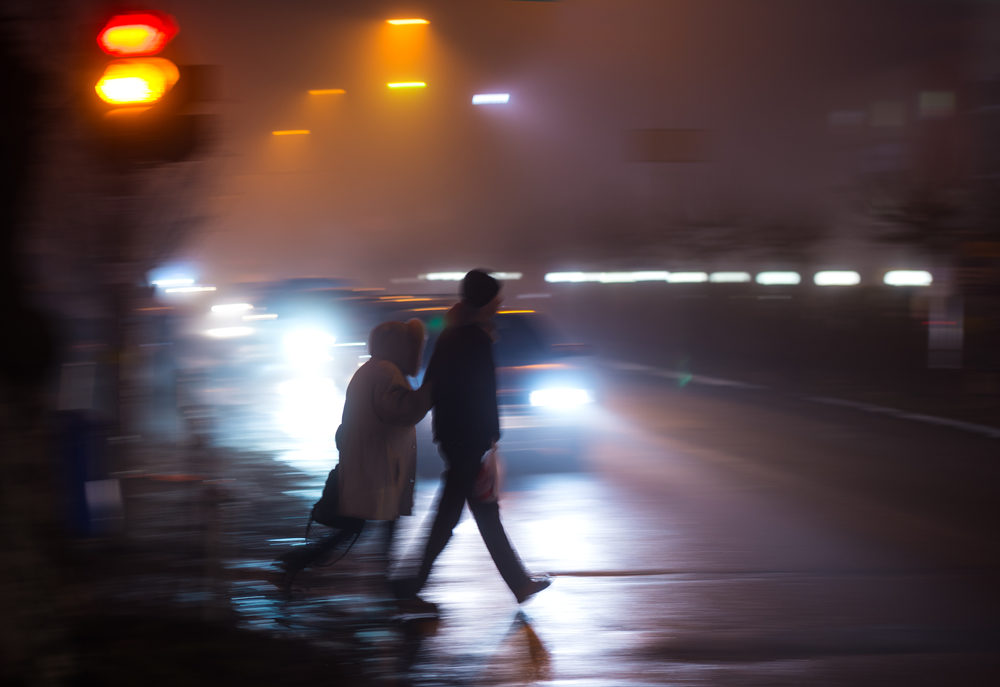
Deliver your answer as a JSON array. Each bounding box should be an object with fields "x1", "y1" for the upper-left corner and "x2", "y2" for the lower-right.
[
  {"x1": 387, "y1": 18, "x2": 429, "y2": 25},
  {"x1": 472, "y1": 93, "x2": 510, "y2": 105}
]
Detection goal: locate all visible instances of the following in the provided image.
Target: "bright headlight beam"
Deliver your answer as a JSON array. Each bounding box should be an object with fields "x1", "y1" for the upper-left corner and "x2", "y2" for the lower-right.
[
  {"x1": 530, "y1": 388, "x2": 592, "y2": 409},
  {"x1": 283, "y1": 330, "x2": 337, "y2": 367},
  {"x1": 472, "y1": 93, "x2": 510, "y2": 105},
  {"x1": 387, "y1": 82, "x2": 426, "y2": 89},
  {"x1": 165, "y1": 285, "x2": 216, "y2": 294},
  {"x1": 205, "y1": 326, "x2": 254, "y2": 339},
  {"x1": 211, "y1": 303, "x2": 254, "y2": 315},
  {"x1": 152, "y1": 277, "x2": 194, "y2": 288}
]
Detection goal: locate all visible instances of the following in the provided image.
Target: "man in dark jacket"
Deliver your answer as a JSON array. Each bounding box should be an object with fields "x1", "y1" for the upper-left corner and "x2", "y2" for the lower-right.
[{"x1": 399, "y1": 270, "x2": 551, "y2": 605}]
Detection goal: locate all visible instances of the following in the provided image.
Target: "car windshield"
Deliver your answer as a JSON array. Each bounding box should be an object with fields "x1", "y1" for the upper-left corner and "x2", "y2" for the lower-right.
[{"x1": 494, "y1": 314, "x2": 552, "y2": 368}]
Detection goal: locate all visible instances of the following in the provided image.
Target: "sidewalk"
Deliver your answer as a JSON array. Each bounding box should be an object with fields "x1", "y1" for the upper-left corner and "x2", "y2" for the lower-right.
[{"x1": 64, "y1": 438, "x2": 377, "y2": 686}]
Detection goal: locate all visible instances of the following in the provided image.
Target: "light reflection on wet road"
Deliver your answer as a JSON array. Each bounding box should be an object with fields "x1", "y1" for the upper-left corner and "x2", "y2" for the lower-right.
[{"x1": 189, "y1": 365, "x2": 999, "y2": 685}]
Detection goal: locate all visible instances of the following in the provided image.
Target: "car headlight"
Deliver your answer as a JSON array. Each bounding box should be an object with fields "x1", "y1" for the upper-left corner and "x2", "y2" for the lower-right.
[
  {"x1": 211, "y1": 302, "x2": 254, "y2": 315},
  {"x1": 529, "y1": 387, "x2": 592, "y2": 409},
  {"x1": 283, "y1": 329, "x2": 336, "y2": 366},
  {"x1": 204, "y1": 326, "x2": 255, "y2": 339}
]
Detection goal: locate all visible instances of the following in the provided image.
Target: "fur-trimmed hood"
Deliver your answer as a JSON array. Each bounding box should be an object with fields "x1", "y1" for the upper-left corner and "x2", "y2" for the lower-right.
[{"x1": 369, "y1": 319, "x2": 425, "y2": 377}]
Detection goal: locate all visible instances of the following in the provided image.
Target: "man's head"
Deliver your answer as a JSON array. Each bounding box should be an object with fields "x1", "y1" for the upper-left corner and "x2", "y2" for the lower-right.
[{"x1": 461, "y1": 269, "x2": 502, "y2": 317}]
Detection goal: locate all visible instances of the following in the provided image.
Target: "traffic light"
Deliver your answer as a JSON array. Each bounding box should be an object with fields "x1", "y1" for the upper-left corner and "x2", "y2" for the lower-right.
[
  {"x1": 95, "y1": 11, "x2": 180, "y2": 110},
  {"x1": 90, "y1": 9, "x2": 209, "y2": 163}
]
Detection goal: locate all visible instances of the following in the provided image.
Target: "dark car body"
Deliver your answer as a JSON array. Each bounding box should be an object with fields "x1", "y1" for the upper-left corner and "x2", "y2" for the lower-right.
[{"x1": 382, "y1": 299, "x2": 598, "y2": 470}]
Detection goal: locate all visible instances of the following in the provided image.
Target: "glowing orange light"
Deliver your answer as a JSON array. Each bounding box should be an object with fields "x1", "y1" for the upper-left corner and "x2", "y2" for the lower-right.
[
  {"x1": 387, "y1": 18, "x2": 429, "y2": 25},
  {"x1": 308, "y1": 89, "x2": 346, "y2": 95},
  {"x1": 95, "y1": 58, "x2": 179, "y2": 105},
  {"x1": 103, "y1": 106, "x2": 153, "y2": 118},
  {"x1": 387, "y1": 82, "x2": 426, "y2": 89},
  {"x1": 271, "y1": 129, "x2": 311, "y2": 136},
  {"x1": 498, "y1": 310, "x2": 536, "y2": 314},
  {"x1": 98, "y1": 12, "x2": 178, "y2": 56}
]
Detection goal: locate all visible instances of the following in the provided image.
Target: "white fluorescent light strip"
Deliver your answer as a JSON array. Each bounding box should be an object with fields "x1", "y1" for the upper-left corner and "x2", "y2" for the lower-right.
[
  {"x1": 243, "y1": 313, "x2": 278, "y2": 321},
  {"x1": 755, "y1": 272, "x2": 801, "y2": 285},
  {"x1": 544, "y1": 272, "x2": 588, "y2": 283},
  {"x1": 667, "y1": 272, "x2": 708, "y2": 283},
  {"x1": 814, "y1": 271, "x2": 861, "y2": 286},
  {"x1": 472, "y1": 93, "x2": 510, "y2": 105},
  {"x1": 165, "y1": 285, "x2": 217, "y2": 293},
  {"x1": 153, "y1": 278, "x2": 194, "y2": 288},
  {"x1": 422, "y1": 271, "x2": 522, "y2": 281},
  {"x1": 621, "y1": 271, "x2": 669, "y2": 282},
  {"x1": 545, "y1": 271, "x2": 669, "y2": 283},
  {"x1": 709, "y1": 272, "x2": 752, "y2": 283},
  {"x1": 884, "y1": 270, "x2": 932, "y2": 286}
]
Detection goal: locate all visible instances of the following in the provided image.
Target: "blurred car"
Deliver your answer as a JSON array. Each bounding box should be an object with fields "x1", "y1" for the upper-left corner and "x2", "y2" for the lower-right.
[
  {"x1": 383, "y1": 298, "x2": 599, "y2": 467},
  {"x1": 175, "y1": 279, "x2": 384, "y2": 389}
]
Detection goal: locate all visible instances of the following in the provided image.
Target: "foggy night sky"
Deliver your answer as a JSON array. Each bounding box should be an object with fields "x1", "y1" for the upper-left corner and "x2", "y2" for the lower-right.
[{"x1": 163, "y1": 0, "x2": 976, "y2": 285}]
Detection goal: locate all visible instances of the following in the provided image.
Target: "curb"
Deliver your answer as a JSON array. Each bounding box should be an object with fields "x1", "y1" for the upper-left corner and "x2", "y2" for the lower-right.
[{"x1": 606, "y1": 359, "x2": 1000, "y2": 439}]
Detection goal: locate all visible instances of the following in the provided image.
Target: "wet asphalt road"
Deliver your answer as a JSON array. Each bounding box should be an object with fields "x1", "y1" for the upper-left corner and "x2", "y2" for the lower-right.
[{"x1": 162, "y1": 361, "x2": 1000, "y2": 686}]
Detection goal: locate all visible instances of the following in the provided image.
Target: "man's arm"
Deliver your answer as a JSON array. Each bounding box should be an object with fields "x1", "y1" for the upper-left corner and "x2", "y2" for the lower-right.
[{"x1": 472, "y1": 329, "x2": 501, "y2": 445}]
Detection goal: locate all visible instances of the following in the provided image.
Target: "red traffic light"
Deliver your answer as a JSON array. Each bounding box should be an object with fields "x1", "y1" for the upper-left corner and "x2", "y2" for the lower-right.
[{"x1": 97, "y1": 12, "x2": 178, "y2": 57}]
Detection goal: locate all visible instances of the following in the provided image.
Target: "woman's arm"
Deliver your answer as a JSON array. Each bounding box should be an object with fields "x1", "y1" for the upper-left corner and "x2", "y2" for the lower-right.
[{"x1": 372, "y1": 361, "x2": 432, "y2": 426}]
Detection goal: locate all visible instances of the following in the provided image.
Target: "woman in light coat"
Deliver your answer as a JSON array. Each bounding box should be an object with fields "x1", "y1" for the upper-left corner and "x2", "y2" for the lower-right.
[
  {"x1": 275, "y1": 319, "x2": 431, "y2": 588},
  {"x1": 337, "y1": 318, "x2": 430, "y2": 522}
]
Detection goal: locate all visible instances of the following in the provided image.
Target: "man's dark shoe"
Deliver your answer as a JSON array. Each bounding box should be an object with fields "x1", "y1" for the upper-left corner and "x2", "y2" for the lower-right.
[
  {"x1": 396, "y1": 595, "x2": 440, "y2": 616},
  {"x1": 267, "y1": 568, "x2": 295, "y2": 595},
  {"x1": 515, "y1": 575, "x2": 552, "y2": 604},
  {"x1": 269, "y1": 554, "x2": 304, "y2": 594},
  {"x1": 390, "y1": 576, "x2": 421, "y2": 601}
]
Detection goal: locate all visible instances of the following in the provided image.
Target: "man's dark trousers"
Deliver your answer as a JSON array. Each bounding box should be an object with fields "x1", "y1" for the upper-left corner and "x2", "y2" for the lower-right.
[{"x1": 416, "y1": 444, "x2": 530, "y2": 593}]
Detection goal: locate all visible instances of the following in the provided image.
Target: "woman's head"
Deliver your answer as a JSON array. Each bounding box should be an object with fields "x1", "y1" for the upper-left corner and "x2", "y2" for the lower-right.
[{"x1": 368, "y1": 318, "x2": 426, "y2": 377}]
